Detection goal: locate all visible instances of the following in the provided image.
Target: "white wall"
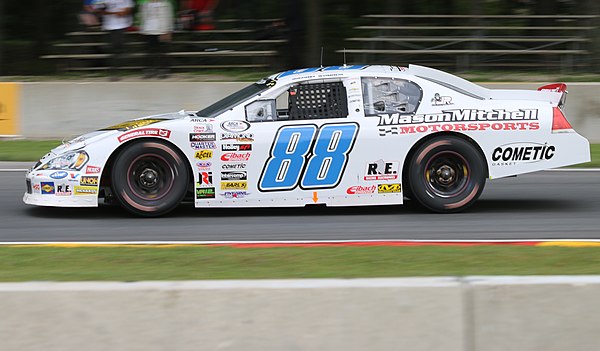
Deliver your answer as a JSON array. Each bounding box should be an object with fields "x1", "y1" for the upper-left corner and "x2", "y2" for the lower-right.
[
  {"x1": 2, "y1": 277, "x2": 600, "y2": 351},
  {"x1": 17, "y1": 82, "x2": 600, "y2": 142}
]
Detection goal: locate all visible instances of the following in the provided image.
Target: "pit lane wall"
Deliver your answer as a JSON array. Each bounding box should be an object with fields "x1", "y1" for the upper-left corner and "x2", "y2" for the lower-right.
[
  {"x1": 2, "y1": 276, "x2": 600, "y2": 351},
  {"x1": 3, "y1": 82, "x2": 600, "y2": 142}
]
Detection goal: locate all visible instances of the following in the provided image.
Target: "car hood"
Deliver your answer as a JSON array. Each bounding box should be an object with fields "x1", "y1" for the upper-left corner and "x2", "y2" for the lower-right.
[{"x1": 42, "y1": 111, "x2": 194, "y2": 163}]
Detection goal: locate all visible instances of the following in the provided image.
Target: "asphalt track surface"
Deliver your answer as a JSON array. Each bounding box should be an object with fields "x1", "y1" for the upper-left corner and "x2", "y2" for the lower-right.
[{"x1": 1, "y1": 168, "x2": 599, "y2": 242}]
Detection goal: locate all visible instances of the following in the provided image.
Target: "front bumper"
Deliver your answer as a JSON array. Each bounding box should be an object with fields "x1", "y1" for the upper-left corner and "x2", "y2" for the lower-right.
[{"x1": 23, "y1": 170, "x2": 98, "y2": 208}]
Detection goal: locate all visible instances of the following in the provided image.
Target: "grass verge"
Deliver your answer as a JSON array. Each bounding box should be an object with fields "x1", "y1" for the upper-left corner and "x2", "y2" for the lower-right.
[
  {"x1": 1, "y1": 246, "x2": 600, "y2": 282},
  {"x1": 1, "y1": 140, "x2": 599, "y2": 167},
  {"x1": 0, "y1": 140, "x2": 62, "y2": 162}
]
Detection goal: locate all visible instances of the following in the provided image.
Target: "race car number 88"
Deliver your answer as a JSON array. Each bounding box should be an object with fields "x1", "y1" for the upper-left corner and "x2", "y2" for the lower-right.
[{"x1": 259, "y1": 123, "x2": 359, "y2": 191}]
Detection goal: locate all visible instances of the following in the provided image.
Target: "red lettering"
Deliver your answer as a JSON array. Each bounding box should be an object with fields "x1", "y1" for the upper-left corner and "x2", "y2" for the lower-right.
[
  {"x1": 399, "y1": 126, "x2": 415, "y2": 134},
  {"x1": 515, "y1": 122, "x2": 528, "y2": 130}
]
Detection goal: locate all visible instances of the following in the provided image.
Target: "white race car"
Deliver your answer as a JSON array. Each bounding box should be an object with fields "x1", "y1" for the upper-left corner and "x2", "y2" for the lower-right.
[{"x1": 24, "y1": 65, "x2": 590, "y2": 216}]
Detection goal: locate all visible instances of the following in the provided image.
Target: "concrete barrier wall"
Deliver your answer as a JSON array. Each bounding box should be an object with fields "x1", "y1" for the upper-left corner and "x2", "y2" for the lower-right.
[
  {"x1": 1, "y1": 276, "x2": 600, "y2": 351},
  {"x1": 12, "y1": 82, "x2": 600, "y2": 142}
]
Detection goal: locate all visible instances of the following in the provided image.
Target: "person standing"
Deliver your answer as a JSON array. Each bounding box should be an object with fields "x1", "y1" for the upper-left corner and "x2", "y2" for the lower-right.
[
  {"x1": 140, "y1": 0, "x2": 174, "y2": 78},
  {"x1": 96, "y1": 0, "x2": 135, "y2": 81}
]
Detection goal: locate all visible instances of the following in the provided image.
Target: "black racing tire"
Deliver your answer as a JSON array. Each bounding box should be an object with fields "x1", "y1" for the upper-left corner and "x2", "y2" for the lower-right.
[
  {"x1": 111, "y1": 140, "x2": 188, "y2": 217},
  {"x1": 408, "y1": 136, "x2": 486, "y2": 213}
]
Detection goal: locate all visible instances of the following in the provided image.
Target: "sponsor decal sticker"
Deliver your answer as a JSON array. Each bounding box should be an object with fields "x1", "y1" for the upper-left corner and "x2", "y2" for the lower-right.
[
  {"x1": 41, "y1": 182, "x2": 55, "y2": 195},
  {"x1": 220, "y1": 181, "x2": 248, "y2": 190},
  {"x1": 197, "y1": 171, "x2": 213, "y2": 187},
  {"x1": 431, "y1": 93, "x2": 453, "y2": 106},
  {"x1": 196, "y1": 187, "x2": 215, "y2": 199},
  {"x1": 221, "y1": 152, "x2": 251, "y2": 162},
  {"x1": 221, "y1": 144, "x2": 252, "y2": 152},
  {"x1": 189, "y1": 133, "x2": 216, "y2": 142},
  {"x1": 49, "y1": 171, "x2": 68, "y2": 179},
  {"x1": 346, "y1": 185, "x2": 377, "y2": 195},
  {"x1": 102, "y1": 119, "x2": 165, "y2": 131},
  {"x1": 221, "y1": 191, "x2": 250, "y2": 199},
  {"x1": 55, "y1": 184, "x2": 72, "y2": 196},
  {"x1": 196, "y1": 161, "x2": 212, "y2": 170},
  {"x1": 221, "y1": 171, "x2": 247, "y2": 181},
  {"x1": 74, "y1": 185, "x2": 98, "y2": 196},
  {"x1": 378, "y1": 183, "x2": 402, "y2": 194},
  {"x1": 193, "y1": 123, "x2": 213, "y2": 133},
  {"x1": 221, "y1": 132, "x2": 254, "y2": 142},
  {"x1": 194, "y1": 150, "x2": 213, "y2": 160},
  {"x1": 364, "y1": 160, "x2": 399, "y2": 181},
  {"x1": 491, "y1": 142, "x2": 555, "y2": 166},
  {"x1": 190, "y1": 141, "x2": 217, "y2": 150},
  {"x1": 68, "y1": 173, "x2": 81, "y2": 182},
  {"x1": 32, "y1": 183, "x2": 41, "y2": 192},
  {"x1": 376, "y1": 109, "x2": 539, "y2": 136},
  {"x1": 221, "y1": 120, "x2": 251, "y2": 133},
  {"x1": 80, "y1": 176, "x2": 99, "y2": 186},
  {"x1": 117, "y1": 128, "x2": 171, "y2": 142},
  {"x1": 222, "y1": 163, "x2": 247, "y2": 170},
  {"x1": 86, "y1": 165, "x2": 101, "y2": 174},
  {"x1": 190, "y1": 118, "x2": 215, "y2": 123}
]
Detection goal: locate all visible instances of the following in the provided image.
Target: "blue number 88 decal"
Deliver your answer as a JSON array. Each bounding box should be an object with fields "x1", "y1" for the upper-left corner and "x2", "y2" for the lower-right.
[{"x1": 259, "y1": 123, "x2": 359, "y2": 191}]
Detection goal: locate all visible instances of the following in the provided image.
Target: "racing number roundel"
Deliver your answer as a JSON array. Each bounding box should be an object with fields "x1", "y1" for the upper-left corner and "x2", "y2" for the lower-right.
[{"x1": 258, "y1": 123, "x2": 359, "y2": 191}]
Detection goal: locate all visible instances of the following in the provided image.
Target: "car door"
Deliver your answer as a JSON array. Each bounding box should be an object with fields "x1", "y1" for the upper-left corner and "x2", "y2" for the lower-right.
[{"x1": 241, "y1": 78, "x2": 367, "y2": 207}]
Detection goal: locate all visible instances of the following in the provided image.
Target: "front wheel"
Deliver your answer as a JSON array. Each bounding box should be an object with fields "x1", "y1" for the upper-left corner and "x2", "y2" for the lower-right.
[
  {"x1": 408, "y1": 136, "x2": 486, "y2": 213},
  {"x1": 111, "y1": 140, "x2": 188, "y2": 217}
]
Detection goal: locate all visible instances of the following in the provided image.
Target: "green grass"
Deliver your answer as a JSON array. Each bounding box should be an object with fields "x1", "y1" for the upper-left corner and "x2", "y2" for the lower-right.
[
  {"x1": 1, "y1": 246, "x2": 600, "y2": 282},
  {"x1": 0, "y1": 140, "x2": 62, "y2": 162},
  {"x1": 1, "y1": 140, "x2": 598, "y2": 167}
]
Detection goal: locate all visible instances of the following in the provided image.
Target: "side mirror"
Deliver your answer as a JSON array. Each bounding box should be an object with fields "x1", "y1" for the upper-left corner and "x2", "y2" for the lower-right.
[{"x1": 246, "y1": 100, "x2": 276, "y2": 122}]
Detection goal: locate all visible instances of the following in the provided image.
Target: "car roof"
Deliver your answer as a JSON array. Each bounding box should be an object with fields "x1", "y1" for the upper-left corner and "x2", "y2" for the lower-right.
[{"x1": 270, "y1": 65, "x2": 410, "y2": 83}]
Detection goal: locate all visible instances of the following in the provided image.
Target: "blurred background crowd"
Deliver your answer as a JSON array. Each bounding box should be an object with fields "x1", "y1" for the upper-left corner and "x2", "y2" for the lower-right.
[{"x1": 0, "y1": 0, "x2": 599, "y2": 76}]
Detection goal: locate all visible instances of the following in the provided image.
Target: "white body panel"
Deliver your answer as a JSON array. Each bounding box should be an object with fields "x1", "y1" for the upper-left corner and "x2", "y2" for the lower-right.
[{"x1": 24, "y1": 65, "x2": 591, "y2": 210}]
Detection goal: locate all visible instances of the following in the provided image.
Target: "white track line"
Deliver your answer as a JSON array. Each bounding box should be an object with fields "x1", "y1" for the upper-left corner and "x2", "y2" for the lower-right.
[
  {"x1": 547, "y1": 168, "x2": 600, "y2": 172},
  {"x1": 1, "y1": 168, "x2": 599, "y2": 173},
  {"x1": 1, "y1": 239, "x2": 600, "y2": 245}
]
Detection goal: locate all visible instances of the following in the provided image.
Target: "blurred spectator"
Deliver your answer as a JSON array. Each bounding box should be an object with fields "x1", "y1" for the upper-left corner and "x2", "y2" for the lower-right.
[
  {"x1": 140, "y1": 0, "x2": 174, "y2": 78},
  {"x1": 179, "y1": 0, "x2": 219, "y2": 30},
  {"x1": 95, "y1": 0, "x2": 135, "y2": 80},
  {"x1": 78, "y1": 0, "x2": 101, "y2": 29}
]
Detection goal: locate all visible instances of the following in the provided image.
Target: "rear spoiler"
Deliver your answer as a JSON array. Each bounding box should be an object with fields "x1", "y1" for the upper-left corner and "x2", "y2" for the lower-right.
[{"x1": 537, "y1": 83, "x2": 567, "y2": 109}]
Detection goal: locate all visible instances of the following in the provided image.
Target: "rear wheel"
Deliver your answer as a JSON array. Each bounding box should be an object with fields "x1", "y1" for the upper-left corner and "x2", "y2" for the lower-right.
[
  {"x1": 111, "y1": 140, "x2": 188, "y2": 217},
  {"x1": 408, "y1": 136, "x2": 486, "y2": 213}
]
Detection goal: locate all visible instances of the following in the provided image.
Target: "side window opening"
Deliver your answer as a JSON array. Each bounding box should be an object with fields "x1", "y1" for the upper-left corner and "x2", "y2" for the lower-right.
[
  {"x1": 288, "y1": 82, "x2": 348, "y2": 120},
  {"x1": 246, "y1": 80, "x2": 350, "y2": 122},
  {"x1": 362, "y1": 77, "x2": 422, "y2": 116}
]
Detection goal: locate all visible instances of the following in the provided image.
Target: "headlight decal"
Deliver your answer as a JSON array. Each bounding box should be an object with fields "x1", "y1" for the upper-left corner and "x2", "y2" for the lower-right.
[{"x1": 40, "y1": 151, "x2": 90, "y2": 171}]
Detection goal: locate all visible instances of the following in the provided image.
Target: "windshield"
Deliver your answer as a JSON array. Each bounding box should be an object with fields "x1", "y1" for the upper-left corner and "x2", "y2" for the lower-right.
[{"x1": 196, "y1": 83, "x2": 270, "y2": 118}]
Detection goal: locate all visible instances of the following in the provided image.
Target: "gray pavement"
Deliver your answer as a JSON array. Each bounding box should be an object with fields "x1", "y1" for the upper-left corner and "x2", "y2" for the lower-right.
[
  {"x1": 0, "y1": 162, "x2": 33, "y2": 170},
  {"x1": 1, "y1": 170, "x2": 599, "y2": 242}
]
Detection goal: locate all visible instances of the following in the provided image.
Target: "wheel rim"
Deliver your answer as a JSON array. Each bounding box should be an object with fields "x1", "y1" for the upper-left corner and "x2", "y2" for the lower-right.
[
  {"x1": 126, "y1": 154, "x2": 175, "y2": 201},
  {"x1": 424, "y1": 151, "x2": 470, "y2": 198}
]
